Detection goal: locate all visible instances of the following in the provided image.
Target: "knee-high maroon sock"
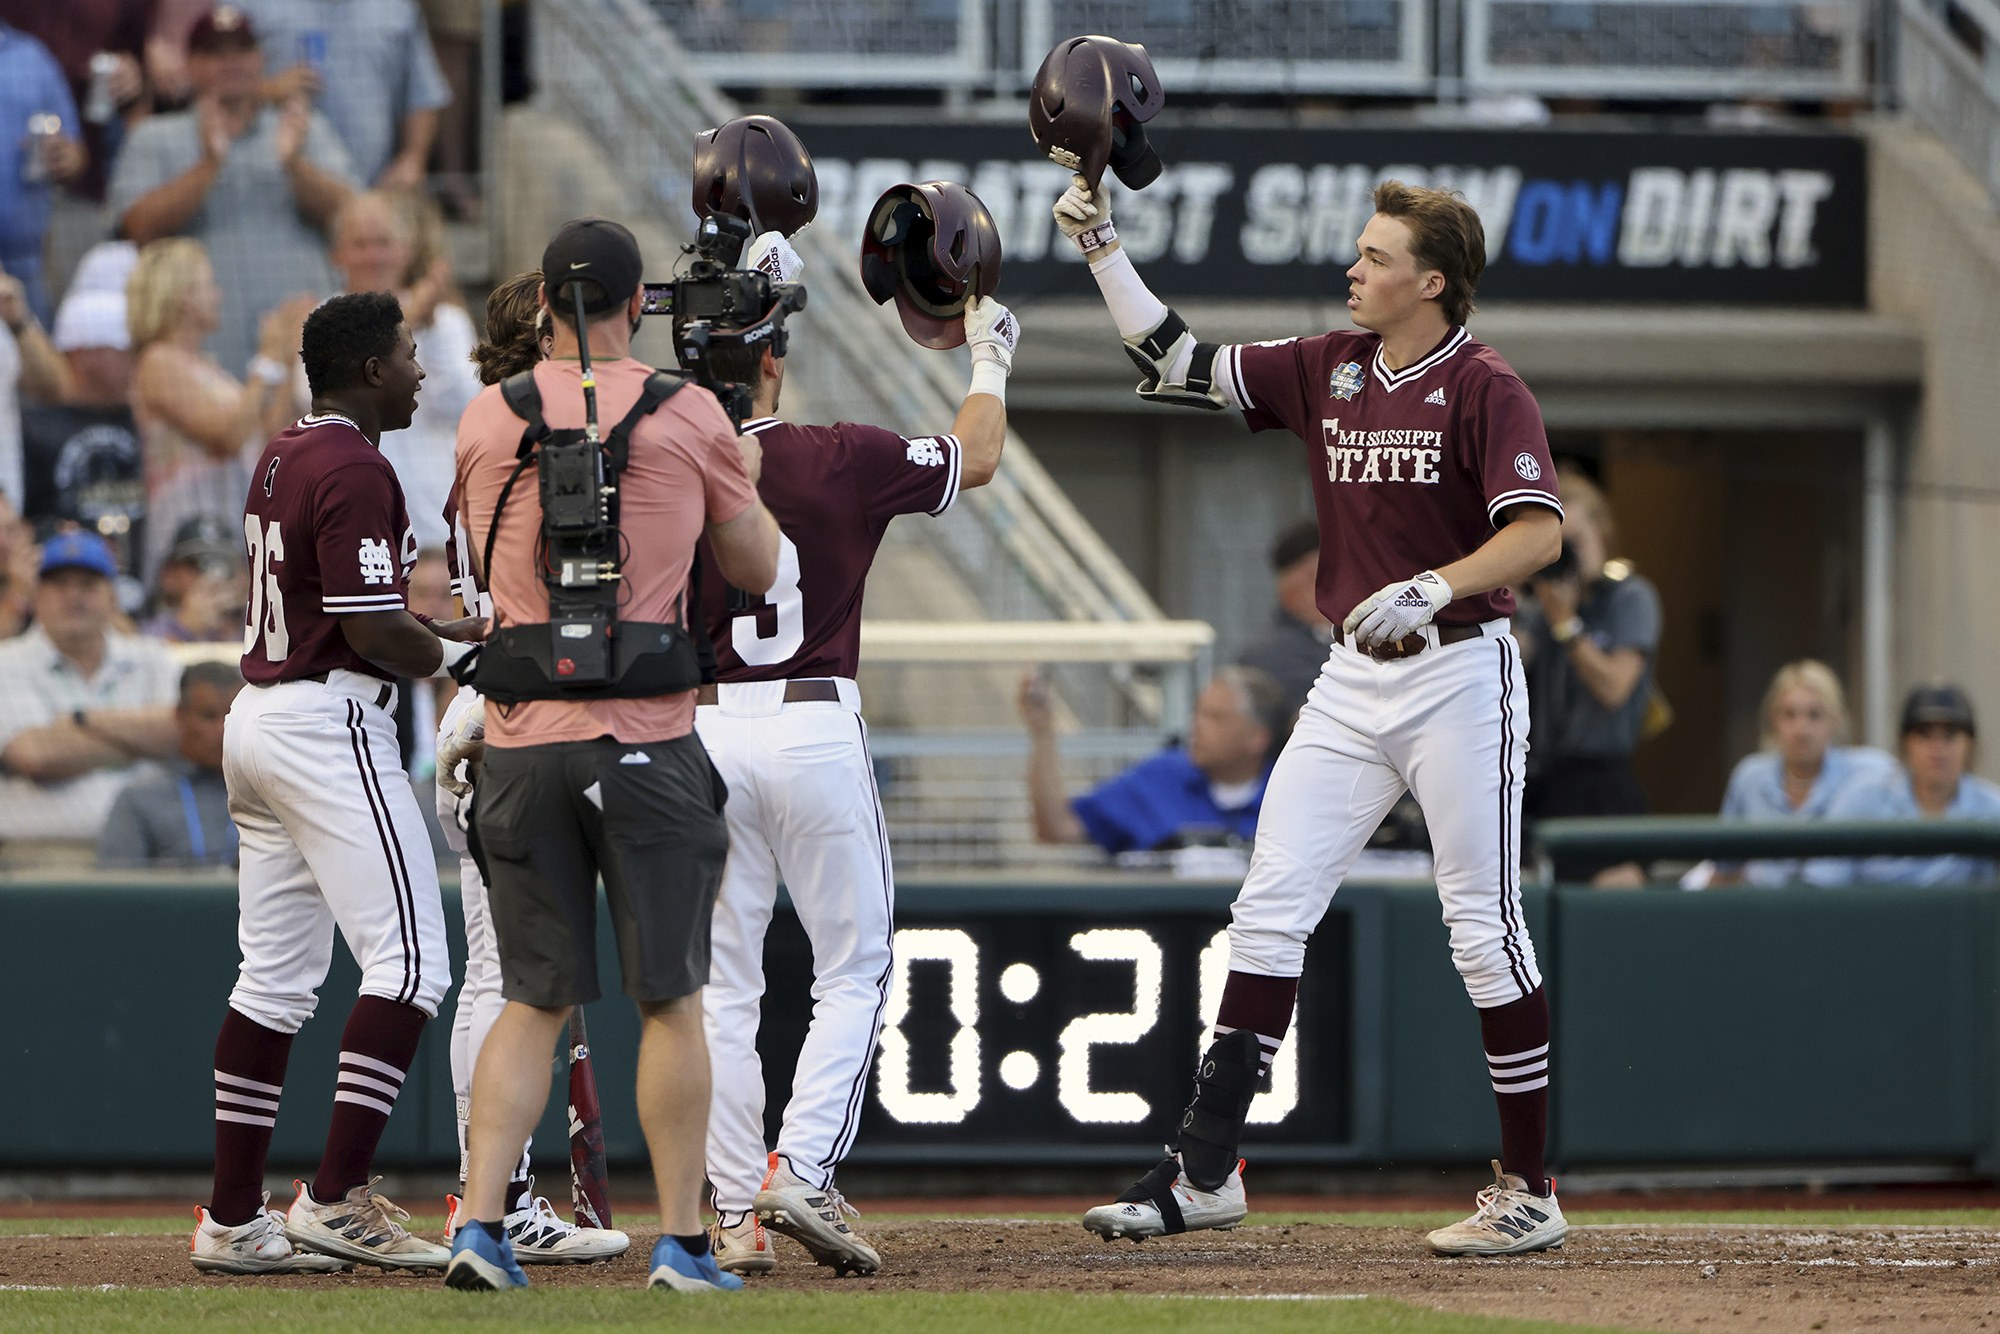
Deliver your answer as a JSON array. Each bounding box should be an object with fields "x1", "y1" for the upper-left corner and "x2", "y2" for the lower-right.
[
  {"x1": 311, "y1": 996, "x2": 428, "y2": 1202},
  {"x1": 1212, "y1": 971, "x2": 1299, "y2": 1076},
  {"x1": 210, "y1": 1007, "x2": 296, "y2": 1226},
  {"x1": 1478, "y1": 986, "x2": 1551, "y2": 1196}
]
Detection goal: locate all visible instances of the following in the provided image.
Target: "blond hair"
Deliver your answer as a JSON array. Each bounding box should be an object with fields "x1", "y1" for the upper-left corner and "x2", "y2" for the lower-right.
[
  {"x1": 1760, "y1": 660, "x2": 1851, "y2": 748},
  {"x1": 1371, "y1": 180, "x2": 1486, "y2": 326},
  {"x1": 125, "y1": 238, "x2": 210, "y2": 350}
]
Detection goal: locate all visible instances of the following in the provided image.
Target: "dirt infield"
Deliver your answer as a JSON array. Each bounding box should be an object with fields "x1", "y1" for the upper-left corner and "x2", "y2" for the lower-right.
[{"x1": 5, "y1": 1218, "x2": 1998, "y2": 1331}]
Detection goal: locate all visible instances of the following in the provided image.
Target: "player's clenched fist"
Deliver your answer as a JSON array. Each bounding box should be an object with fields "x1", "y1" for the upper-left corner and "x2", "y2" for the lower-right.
[
  {"x1": 1052, "y1": 174, "x2": 1115, "y2": 254},
  {"x1": 1344, "y1": 570, "x2": 1452, "y2": 650},
  {"x1": 437, "y1": 692, "x2": 486, "y2": 798},
  {"x1": 964, "y1": 296, "x2": 1020, "y2": 373}
]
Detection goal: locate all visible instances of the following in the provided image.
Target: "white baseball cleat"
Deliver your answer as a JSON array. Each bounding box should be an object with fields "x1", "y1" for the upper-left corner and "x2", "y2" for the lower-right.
[
  {"x1": 1083, "y1": 1154, "x2": 1247, "y2": 1241},
  {"x1": 445, "y1": 1179, "x2": 631, "y2": 1264},
  {"x1": 710, "y1": 1210, "x2": 777, "y2": 1276},
  {"x1": 753, "y1": 1153, "x2": 881, "y2": 1276},
  {"x1": 190, "y1": 1196, "x2": 352, "y2": 1274},
  {"x1": 283, "y1": 1177, "x2": 451, "y2": 1271},
  {"x1": 1425, "y1": 1161, "x2": 1568, "y2": 1257}
]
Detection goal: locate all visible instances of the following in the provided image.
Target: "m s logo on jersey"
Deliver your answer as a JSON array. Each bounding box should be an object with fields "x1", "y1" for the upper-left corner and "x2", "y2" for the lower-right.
[
  {"x1": 905, "y1": 438, "x2": 947, "y2": 467},
  {"x1": 358, "y1": 537, "x2": 397, "y2": 586}
]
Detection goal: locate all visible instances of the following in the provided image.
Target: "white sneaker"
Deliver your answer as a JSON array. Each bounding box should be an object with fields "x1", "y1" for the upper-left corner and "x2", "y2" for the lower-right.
[
  {"x1": 283, "y1": 1177, "x2": 451, "y2": 1271},
  {"x1": 752, "y1": 1153, "x2": 881, "y2": 1276},
  {"x1": 1425, "y1": 1160, "x2": 1568, "y2": 1257},
  {"x1": 190, "y1": 1197, "x2": 352, "y2": 1275},
  {"x1": 444, "y1": 1181, "x2": 630, "y2": 1264},
  {"x1": 710, "y1": 1211, "x2": 776, "y2": 1277},
  {"x1": 1082, "y1": 1154, "x2": 1247, "y2": 1241}
]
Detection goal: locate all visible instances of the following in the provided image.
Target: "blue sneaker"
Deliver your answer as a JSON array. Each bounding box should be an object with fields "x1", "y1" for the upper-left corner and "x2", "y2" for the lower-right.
[
  {"x1": 647, "y1": 1235, "x2": 744, "y2": 1292},
  {"x1": 444, "y1": 1221, "x2": 529, "y2": 1291}
]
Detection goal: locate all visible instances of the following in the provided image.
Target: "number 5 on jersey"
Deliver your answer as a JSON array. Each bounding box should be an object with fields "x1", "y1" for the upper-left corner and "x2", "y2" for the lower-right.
[
  {"x1": 730, "y1": 532, "x2": 803, "y2": 667},
  {"x1": 244, "y1": 514, "x2": 290, "y2": 662}
]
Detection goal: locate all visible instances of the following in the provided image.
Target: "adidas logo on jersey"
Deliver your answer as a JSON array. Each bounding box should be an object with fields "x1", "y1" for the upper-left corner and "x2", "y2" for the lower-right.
[{"x1": 1424, "y1": 388, "x2": 1448, "y2": 406}]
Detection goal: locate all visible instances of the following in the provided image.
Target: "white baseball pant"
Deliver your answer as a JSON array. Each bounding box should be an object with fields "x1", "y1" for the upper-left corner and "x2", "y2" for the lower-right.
[
  {"x1": 1227, "y1": 621, "x2": 1542, "y2": 1008},
  {"x1": 225, "y1": 670, "x2": 450, "y2": 1033},
  {"x1": 696, "y1": 679, "x2": 895, "y2": 1214}
]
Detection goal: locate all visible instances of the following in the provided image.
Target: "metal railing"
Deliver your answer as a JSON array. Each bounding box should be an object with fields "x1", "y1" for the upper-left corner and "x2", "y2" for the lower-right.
[
  {"x1": 1897, "y1": 0, "x2": 2000, "y2": 207},
  {"x1": 647, "y1": 0, "x2": 988, "y2": 87}
]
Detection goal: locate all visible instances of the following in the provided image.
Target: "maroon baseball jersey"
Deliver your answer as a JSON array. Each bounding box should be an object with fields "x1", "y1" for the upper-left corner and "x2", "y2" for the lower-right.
[
  {"x1": 239, "y1": 414, "x2": 417, "y2": 684},
  {"x1": 440, "y1": 486, "x2": 491, "y2": 620},
  {"x1": 1216, "y1": 326, "x2": 1562, "y2": 627},
  {"x1": 700, "y1": 416, "x2": 963, "y2": 680}
]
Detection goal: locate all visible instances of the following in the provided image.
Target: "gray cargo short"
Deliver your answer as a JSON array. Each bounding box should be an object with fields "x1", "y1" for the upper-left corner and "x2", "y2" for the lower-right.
[{"x1": 474, "y1": 732, "x2": 729, "y2": 1006}]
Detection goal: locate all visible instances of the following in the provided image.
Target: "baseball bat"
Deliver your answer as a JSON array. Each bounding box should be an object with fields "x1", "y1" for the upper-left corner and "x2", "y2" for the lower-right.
[{"x1": 565, "y1": 1006, "x2": 613, "y2": 1229}]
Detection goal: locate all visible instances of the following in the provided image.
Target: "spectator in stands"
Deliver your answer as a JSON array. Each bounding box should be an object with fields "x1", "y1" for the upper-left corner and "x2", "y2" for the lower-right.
[
  {"x1": 1704, "y1": 660, "x2": 1896, "y2": 887},
  {"x1": 329, "y1": 189, "x2": 474, "y2": 546},
  {"x1": 1020, "y1": 665, "x2": 1291, "y2": 855},
  {"x1": 1, "y1": 263, "x2": 75, "y2": 510},
  {"x1": 233, "y1": 0, "x2": 449, "y2": 189},
  {"x1": 0, "y1": 21, "x2": 87, "y2": 325},
  {"x1": 0, "y1": 530, "x2": 180, "y2": 857},
  {"x1": 1804, "y1": 684, "x2": 2000, "y2": 888},
  {"x1": 140, "y1": 515, "x2": 244, "y2": 642},
  {"x1": 1518, "y1": 467, "x2": 1662, "y2": 885},
  {"x1": 1236, "y1": 517, "x2": 1331, "y2": 710},
  {"x1": 126, "y1": 237, "x2": 307, "y2": 584},
  {"x1": 96, "y1": 658, "x2": 241, "y2": 867},
  {"x1": 109, "y1": 4, "x2": 352, "y2": 375}
]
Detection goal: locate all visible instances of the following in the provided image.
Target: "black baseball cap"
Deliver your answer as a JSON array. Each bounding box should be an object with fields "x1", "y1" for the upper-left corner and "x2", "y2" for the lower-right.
[
  {"x1": 1901, "y1": 683, "x2": 1977, "y2": 736},
  {"x1": 541, "y1": 218, "x2": 643, "y2": 316}
]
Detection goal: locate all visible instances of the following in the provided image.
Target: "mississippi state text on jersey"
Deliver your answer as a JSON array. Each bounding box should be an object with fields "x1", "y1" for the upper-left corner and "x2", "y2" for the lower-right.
[
  {"x1": 700, "y1": 418, "x2": 962, "y2": 680},
  {"x1": 1216, "y1": 326, "x2": 1562, "y2": 626},
  {"x1": 240, "y1": 414, "x2": 417, "y2": 685}
]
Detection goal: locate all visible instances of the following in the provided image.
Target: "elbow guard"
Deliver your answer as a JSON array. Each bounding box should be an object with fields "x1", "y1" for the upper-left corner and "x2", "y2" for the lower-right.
[{"x1": 1122, "y1": 308, "x2": 1227, "y2": 411}]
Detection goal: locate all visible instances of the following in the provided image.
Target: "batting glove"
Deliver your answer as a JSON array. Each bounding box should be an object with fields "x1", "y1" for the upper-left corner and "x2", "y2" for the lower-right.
[
  {"x1": 964, "y1": 295, "x2": 1020, "y2": 372},
  {"x1": 1052, "y1": 174, "x2": 1117, "y2": 255},
  {"x1": 741, "y1": 229, "x2": 805, "y2": 283},
  {"x1": 436, "y1": 692, "x2": 486, "y2": 798},
  {"x1": 1344, "y1": 571, "x2": 1453, "y2": 650}
]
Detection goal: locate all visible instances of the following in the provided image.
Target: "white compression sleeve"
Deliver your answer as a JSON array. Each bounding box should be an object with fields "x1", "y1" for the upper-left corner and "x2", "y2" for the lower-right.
[{"x1": 1088, "y1": 249, "x2": 1194, "y2": 385}]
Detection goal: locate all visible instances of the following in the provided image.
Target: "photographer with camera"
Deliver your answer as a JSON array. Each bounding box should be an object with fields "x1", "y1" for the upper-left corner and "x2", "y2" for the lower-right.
[
  {"x1": 1518, "y1": 467, "x2": 1661, "y2": 885},
  {"x1": 445, "y1": 217, "x2": 778, "y2": 1295}
]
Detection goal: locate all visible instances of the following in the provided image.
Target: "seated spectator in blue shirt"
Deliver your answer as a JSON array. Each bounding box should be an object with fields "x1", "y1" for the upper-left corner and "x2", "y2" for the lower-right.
[
  {"x1": 1714, "y1": 659, "x2": 1895, "y2": 886},
  {"x1": 1020, "y1": 666, "x2": 1291, "y2": 855},
  {"x1": 1804, "y1": 684, "x2": 2000, "y2": 888}
]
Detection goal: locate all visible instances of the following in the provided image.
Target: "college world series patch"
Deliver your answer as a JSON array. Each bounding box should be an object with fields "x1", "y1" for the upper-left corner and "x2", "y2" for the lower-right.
[{"x1": 1329, "y1": 361, "x2": 1364, "y2": 401}]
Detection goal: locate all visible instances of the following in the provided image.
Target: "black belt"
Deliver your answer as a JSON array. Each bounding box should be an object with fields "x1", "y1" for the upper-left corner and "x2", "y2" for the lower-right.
[
  {"x1": 695, "y1": 679, "x2": 840, "y2": 706},
  {"x1": 303, "y1": 671, "x2": 394, "y2": 709},
  {"x1": 1331, "y1": 622, "x2": 1483, "y2": 662}
]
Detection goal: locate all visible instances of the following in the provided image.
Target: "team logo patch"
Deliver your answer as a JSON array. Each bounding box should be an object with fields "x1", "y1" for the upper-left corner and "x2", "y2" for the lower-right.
[
  {"x1": 1513, "y1": 453, "x2": 1543, "y2": 481},
  {"x1": 357, "y1": 537, "x2": 396, "y2": 585},
  {"x1": 906, "y1": 438, "x2": 946, "y2": 467},
  {"x1": 1329, "y1": 361, "x2": 1365, "y2": 401}
]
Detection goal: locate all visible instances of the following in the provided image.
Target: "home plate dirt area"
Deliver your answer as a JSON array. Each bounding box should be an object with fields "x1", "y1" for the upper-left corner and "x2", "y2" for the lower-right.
[{"x1": 6, "y1": 1215, "x2": 2000, "y2": 1332}]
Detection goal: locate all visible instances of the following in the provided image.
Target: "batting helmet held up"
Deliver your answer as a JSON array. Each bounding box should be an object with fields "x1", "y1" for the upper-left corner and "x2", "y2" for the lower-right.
[
  {"x1": 859, "y1": 181, "x2": 1001, "y2": 350},
  {"x1": 1028, "y1": 34, "x2": 1166, "y2": 193},
  {"x1": 691, "y1": 114, "x2": 818, "y2": 239}
]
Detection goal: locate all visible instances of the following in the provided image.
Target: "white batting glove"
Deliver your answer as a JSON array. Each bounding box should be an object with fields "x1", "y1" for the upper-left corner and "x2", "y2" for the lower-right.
[
  {"x1": 741, "y1": 229, "x2": 804, "y2": 283},
  {"x1": 964, "y1": 295, "x2": 1019, "y2": 372},
  {"x1": 1052, "y1": 173, "x2": 1116, "y2": 254},
  {"x1": 436, "y1": 691, "x2": 486, "y2": 798},
  {"x1": 1344, "y1": 571, "x2": 1453, "y2": 650}
]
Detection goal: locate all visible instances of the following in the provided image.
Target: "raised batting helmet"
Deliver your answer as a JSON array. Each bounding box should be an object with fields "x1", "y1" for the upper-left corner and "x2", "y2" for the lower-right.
[
  {"x1": 1029, "y1": 35, "x2": 1165, "y2": 192},
  {"x1": 691, "y1": 114, "x2": 818, "y2": 239},
  {"x1": 860, "y1": 181, "x2": 1001, "y2": 350}
]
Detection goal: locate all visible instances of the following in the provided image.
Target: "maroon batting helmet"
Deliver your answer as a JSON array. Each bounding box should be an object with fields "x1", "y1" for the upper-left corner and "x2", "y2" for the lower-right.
[
  {"x1": 1028, "y1": 34, "x2": 1165, "y2": 192},
  {"x1": 859, "y1": 181, "x2": 1001, "y2": 351},
  {"x1": 691, "y1": 114, "x2": 818, "y2": 238}
]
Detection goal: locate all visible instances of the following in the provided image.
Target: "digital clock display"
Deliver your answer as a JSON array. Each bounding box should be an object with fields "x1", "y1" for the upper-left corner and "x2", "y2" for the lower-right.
[{"x1": 752, "y1": 887, "x2": 1354, "y2": 1161}]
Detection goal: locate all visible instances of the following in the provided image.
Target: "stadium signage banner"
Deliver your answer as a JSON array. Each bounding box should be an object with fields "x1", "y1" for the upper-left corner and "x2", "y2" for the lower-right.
[{"x1": 788, "y1": 121, "x2": 1867, "y2": 306}]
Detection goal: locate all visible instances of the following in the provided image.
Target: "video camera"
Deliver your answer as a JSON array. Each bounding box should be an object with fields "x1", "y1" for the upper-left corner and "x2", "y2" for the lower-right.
[{"x1": 638, "y1": 214, "x2": 807, "y2": 427}]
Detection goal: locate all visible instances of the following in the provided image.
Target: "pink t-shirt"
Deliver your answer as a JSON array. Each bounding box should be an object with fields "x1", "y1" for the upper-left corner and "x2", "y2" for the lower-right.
[{"x1": 455, "y1": 358, "x2": 756, "y2": 746}]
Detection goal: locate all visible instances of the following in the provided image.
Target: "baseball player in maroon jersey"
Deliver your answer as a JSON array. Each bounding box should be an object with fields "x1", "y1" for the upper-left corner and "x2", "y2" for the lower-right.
[
  {"x1": 694, "y1": 233, "x2": 1016, "y2": 1277},
  {"x1": 1056, "y1": 178, "x2": 1569, "y2": 1255},
  {"x1": 190, "y1": 292, "x2": 487, "y2": 1274}
]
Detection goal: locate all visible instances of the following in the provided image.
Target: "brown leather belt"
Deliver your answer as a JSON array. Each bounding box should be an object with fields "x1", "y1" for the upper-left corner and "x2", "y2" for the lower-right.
[
  {"x1": 695, "y1": 679, "x2": 841, "y2": 707},
  {"x1": 1332, "y1": 622, "x2": 1483, "y2": 662},
  {"x1": 300, "y1": 671, "x2": 394, "y2": 710}
]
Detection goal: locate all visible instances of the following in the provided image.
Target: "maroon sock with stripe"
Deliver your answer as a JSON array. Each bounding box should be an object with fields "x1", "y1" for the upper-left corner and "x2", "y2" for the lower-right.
[
  {"x1": 1478, "y1": 986, "x2": 1551, "y2": 1196},
  {"x1": 209, "y1": 1007, "x2": 295, "y2": 1227},
  {"x1": 1212, "y1": 970, "x2": 1300, "y2": 1076},
  {"x1": 311, "y1": 996, "x2": 427, "y2": 1203}
]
